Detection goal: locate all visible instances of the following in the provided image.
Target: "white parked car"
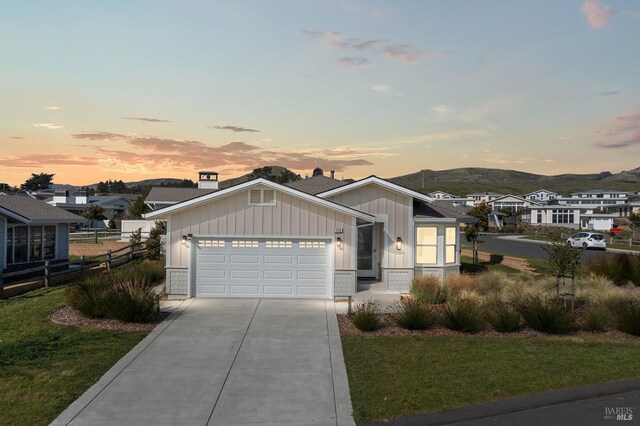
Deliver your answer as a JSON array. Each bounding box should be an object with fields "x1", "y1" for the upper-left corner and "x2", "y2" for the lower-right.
[{"x1": 566, "y1": 232, "x2": 607, "y2": 250}]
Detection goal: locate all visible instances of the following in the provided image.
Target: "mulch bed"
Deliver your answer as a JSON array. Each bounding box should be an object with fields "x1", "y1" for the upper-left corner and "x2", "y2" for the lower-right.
[
  {"x1": 50, "y1": 306, "x2": 168, "y2": 332},
  {"x1": 337, "y1": 313, "x2": 638, "y2": 340}
]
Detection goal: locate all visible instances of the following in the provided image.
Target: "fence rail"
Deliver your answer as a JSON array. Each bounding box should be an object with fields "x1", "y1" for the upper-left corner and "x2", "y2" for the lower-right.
[
  {"x1": 0, "y1": 242, "x2": 147, "y2": 299},
  {"x1": 69, "y1": 229, "x2": 122, "y2": 243}
]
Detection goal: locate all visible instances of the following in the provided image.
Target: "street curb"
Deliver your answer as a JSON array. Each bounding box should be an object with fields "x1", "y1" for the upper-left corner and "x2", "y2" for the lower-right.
[
  {"x1": 50, "y1": 298, "x2": 195, "y2": 426},
  {"x1": 363, "y1": 377, "x2": 640, "y2": 426},
  {"x1": 327, "y1": 301, "x2": 357, "y2": 426},
  {"x1": 496, "y1": 235, "x2": 638, "y2": 254}
]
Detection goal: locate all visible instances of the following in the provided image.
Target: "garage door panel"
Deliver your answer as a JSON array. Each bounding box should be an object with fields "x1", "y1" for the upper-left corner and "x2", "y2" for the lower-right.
[
  {"x1": 229, "y1": 285, "x2": 260, "y2": 295},
  {"x1": 230, "y1": 269, "x2": 260, "y2": 279},
  {"x1": 263, "y1": 285, "x2": 294, "y2": 295},
  {"x1": 264, "y1": 270, "x2": 294, "y2": 280},
  {"x1": 198, "y1": 270, "x2": 226, "y2": 279},
  {"x1": 297, "y1": 255, "x2": 327, "y2": 265},
  {"x1": 297, "y1": 270, "x2": 327, "y2": 280},
  {"x1": 264, "y1": 255, "x2": 294, "y2": 264},
  {"x1": 230, "y1": 254, "x2": 261, "y2": 264},
  {"x1": 195, "y1": 238, "x2": 330, "y2": 298}
]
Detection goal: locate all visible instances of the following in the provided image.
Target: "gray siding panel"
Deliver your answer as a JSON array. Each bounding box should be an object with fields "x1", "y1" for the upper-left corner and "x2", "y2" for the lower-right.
[{"x1": 56, "y1": 224, "x2": 69, "y2": 259}]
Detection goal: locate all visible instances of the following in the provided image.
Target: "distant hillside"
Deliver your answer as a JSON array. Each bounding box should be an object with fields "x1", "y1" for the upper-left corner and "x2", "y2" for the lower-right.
[
  {"x1": 55, "y1": 165, "x2": 640, "y2": 197},
  {"x1": 389, "y1": 167, "x2": 640, "y2": 196}
]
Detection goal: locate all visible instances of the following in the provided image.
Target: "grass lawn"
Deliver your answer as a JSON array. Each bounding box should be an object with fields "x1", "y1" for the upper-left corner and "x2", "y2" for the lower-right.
[
  {"x1": 342, "y1": 335, "x2": 640, "y2": 424},
  {"x1": 0, "y1": 286, "x2": 146, "y2": 426},
  {"x1": 460, "y1": 255, "x2": 522, "y2": 274}
]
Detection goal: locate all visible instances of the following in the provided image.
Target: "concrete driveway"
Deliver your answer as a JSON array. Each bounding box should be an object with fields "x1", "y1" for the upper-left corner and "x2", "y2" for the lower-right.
[{"x1": 52, "y1": 299, "x2": 354, "y2": 426}]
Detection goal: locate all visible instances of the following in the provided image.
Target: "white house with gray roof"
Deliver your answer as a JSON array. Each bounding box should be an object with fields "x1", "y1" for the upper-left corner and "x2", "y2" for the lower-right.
[
  {"x1": 0, "y1": 195, "x2": 83, "y2": 271},
  {"x1": 145, "y1": 174, "x2": 473, "y2": 299}
]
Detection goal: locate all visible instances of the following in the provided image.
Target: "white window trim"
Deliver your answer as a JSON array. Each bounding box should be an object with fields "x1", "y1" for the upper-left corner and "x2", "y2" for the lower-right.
[
  {"x1": 445, "y1": 226, "x2": 457, "y2": 265},
  {"x1": 415, "y1": 226, "x2": 438, "y2": 266}
]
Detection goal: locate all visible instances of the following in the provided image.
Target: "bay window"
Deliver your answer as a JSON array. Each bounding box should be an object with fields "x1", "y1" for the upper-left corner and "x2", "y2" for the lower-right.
[{"x1": 445, "y1": 226, "x2": 457, "y2": 264}]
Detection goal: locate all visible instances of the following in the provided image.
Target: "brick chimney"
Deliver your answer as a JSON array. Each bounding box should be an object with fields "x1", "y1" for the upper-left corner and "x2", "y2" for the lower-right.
[{"x1": 198, "y1": 171, "x2": 219, "y2": 190}]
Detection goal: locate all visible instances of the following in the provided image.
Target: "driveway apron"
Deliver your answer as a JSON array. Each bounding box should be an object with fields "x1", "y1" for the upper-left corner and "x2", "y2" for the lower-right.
[{"x1": 52, "y1": 298, "x2": 352, "y2": 426}]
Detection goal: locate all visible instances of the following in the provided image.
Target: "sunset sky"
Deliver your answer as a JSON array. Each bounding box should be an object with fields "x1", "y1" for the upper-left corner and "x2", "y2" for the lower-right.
[{"x1": 2, "y1": 1, "x2": 640, "y2": 187}]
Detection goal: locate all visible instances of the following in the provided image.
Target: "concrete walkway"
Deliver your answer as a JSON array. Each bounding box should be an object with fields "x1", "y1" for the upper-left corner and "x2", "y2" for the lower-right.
[{"x1": 52, "y1": 299, "x2": 355, "y2": 426}]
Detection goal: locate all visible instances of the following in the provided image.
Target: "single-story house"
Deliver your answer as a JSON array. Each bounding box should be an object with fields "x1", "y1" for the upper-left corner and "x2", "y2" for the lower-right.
[
  {"x1": 0, "y1": 195, "x2": 83, "y2": 271},
  {"x1": 145, "y1": 175, "x2": 472, "y2": 299},
  {"x1": 45, "y1": 191, "x2": 132, "y2": 226}
]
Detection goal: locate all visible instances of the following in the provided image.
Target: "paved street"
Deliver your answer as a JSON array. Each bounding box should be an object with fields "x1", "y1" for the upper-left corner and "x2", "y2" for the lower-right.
[
  {"x1": 52, "y1": 299, "x2": 354, "y2": 426},
  {"x1": 461, "y1": 233, "x2": 616, "y2": 262}
]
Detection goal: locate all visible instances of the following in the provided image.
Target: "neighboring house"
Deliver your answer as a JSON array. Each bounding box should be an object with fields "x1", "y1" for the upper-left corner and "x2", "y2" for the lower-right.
[
  {"x1": 0, "y1": 195, "x2": 83, "y2": 271},
  {"x1": 490, "y1": 194, "x2": 540, "y2": 212},
  {"x1": 569, "y1": 189, "x2": 629, "y2": 200},
  {"x1": 145, "y1": 171, "x2": 220, "y2": 210},
  {"x1": 45, "y1": 191, "x2": 131, "y2": 226},
  {"x1": 145, "y1": 175, "x2": 473, "y2": 299},
  {"x1": 523, "y1": 189, "x2": 558, "y2": 203},
  {"x1": 427, "y1": 190, "x2": 457, "y2": 200},
  {"x1": 466, "y1": 192, "x2": 504, "y2": 206},
  {"x1": 607, "y1": 195, "x2": 640, "y2": 219}
]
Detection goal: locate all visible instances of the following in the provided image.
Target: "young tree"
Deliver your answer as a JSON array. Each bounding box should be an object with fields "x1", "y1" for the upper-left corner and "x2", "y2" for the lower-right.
[
  {"x1": 81, "y1": 204, "x2": 107, "y2": 228},
  {"x1": 126, "y1": 195, "x2": 150, "y2": 219},
  {"x1": 630, "y1": 212, "x2": 640, "y2": 228},
  {"x1": 145, "y1": 220, "x2": 167, "y2": 260},
  {"x1": 21, "y1": 173, "x2": 55, "y2": 191},
  {"x1": 463, "y1": 203, "x2": 493, "y2": 265}
]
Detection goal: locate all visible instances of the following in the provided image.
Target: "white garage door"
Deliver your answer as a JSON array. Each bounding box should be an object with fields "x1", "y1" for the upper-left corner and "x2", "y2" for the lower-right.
[{"x1": 194, "y1": 238, "x2": 332, "y2": 298}]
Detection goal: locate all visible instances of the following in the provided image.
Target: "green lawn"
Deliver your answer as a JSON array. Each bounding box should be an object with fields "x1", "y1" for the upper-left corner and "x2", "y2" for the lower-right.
[
  {"x1": 342, "y1": 335, "x2": 640, "y2": 424},
  {"x1": 0, "y1": 286, "x2": 146, "y2": 426},
  {"x1": 460, "y1": 255, "x2": 522, "y2": 274}
]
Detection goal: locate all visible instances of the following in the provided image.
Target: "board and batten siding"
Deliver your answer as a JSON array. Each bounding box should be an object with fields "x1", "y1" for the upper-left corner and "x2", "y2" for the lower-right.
[
  {"x1": 56, "y1": 224, "x2": 70, "y2": 260},
  {"x1": 326, "y1": 183, "x2": 413, "y2": 269},
  {"x1": 167, "y1": 184, "x2": 355, "y2": 270}
]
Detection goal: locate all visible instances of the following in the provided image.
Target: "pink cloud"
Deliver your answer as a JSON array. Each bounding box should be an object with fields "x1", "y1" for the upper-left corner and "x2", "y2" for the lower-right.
[
  {"x1": 582, "y1": 0, "x2": 614, "y2": 29},
  {"x1": 594, "y1": 110, "x2": 640, "y2": 148}
]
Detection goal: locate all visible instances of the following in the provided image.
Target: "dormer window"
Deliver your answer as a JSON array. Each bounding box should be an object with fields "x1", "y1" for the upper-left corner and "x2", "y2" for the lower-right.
[{"x1": 249, "y1": 189, "x2": 276, "y2": 206}]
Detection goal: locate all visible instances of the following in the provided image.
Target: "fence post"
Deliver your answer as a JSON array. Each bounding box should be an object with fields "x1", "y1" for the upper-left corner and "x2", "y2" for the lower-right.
[
  {"x1": 610, "y1": 236, "x2": 613, "y2": 244},
  {"x1": 0, "y1": 271, "x2": 4, "y2": 299},
  {"x1": 44, "y1": 260, "x2": 50, "y2": 287},
  {"x1": 630, "y1": 238, "x2": 633, "y2": 247},
  {"x1": 94, "y1": 230, "x2": 98, "y2": 244},
  {"x1": 129, "y1": 245, "x2": 134, "y2": 262},
  {"x1": 106, "y1": 250, "x2": 112, "y2": 271},
  {"x1": 80, "y1": 255, "x2": 85, "y2": 272}
]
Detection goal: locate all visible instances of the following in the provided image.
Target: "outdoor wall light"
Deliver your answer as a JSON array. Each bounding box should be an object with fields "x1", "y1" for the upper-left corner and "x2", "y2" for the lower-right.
[
  {"x1": 396, "y1": 237, "x2": 403, "y2": 250},
  {"x1": 336, "y1": 237, "x2": 343, "y2": 249},
  {"x1": 182, "y1": 235, "x2": 188, "y2": 245}
]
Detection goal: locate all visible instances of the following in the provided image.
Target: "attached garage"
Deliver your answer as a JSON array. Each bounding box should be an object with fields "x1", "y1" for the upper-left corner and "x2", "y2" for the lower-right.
[{"x1": 194, "y1": 238, "x2": 332, "y2": 298}]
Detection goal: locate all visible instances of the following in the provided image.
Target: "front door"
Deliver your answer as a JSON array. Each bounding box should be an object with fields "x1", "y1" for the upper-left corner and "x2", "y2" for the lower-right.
[{"x1": 357, "y1": 225, "x2": 377, "y2": 278}]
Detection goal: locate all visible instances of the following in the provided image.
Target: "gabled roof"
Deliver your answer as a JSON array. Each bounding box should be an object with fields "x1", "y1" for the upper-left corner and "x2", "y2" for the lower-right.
[
  {"x1": 283, "y1": 175, "x2": 350, "y2": 195},
  {"x1": 145, "y1": 187, "x2": 217, "y2": 204},
  {"x1": 523, "y1": 189, "x2": 558, "y2": 196},
  {"x1": 466, "y1": 191, "x2": 504, "y2": 197},
  {"x1": 0, "y1": 195, "x2": 83, "y2": 224},
  {"x1": 491, "y1": 194, "x2": 542, "y2": 206},
  {"x1": 316, "y1": 176, "x2": 434, "y2": 203},
  {"x1": 413, "y1": 200, "x2": 478, "y2": 223},
  {"x1": 144, "y1": 178, "x2": 376, "y2": 222}
]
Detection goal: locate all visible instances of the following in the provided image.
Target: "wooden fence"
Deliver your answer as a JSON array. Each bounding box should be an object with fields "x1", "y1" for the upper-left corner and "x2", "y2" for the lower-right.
[{"x1": 0, "y1": 243, "x2": 147, "y2": 299}]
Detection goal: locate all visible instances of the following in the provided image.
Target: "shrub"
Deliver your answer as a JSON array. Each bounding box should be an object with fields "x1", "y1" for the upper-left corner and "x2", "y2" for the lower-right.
[
  {"x1": 113, "y1": 260, "x2": 165, "y2": 286},
  {"x1": 484, "y1": 300, "x2": 521, "y2": 332},
  {"x1": 609, "y1": 297, "x2": 640, "y2": 336},
  {"x1": 391, "y1": 299, "x2": 434, "y2": 330},
  {"x1": 518, "y1": 295, "x2": 578, "y2": 334},
  {"x1": 444, "y1": 273, "x2": 476, "y2": 298},
  {"x1": 581, "y1": 303, "x2": 610, "y2": 332},
  {"x1": 66, "y1": 274, "x2": 111, "y2": 318},
  {"x1": 440, "y1": 297, "x2": 485, "y2": 333},
  {"x1": 411, "y1": 275, "x2": 446, "y2": 304},
  {"x1": 587, "y1": 253, "x2": 640, "y2": 286},
  {"x1": 104, "y1": 279, "x2": 159, "y2": 323},
  {"x1": 145, "y1": 220, "x2": 166, "y2": 261},
  {"x1": 349, "y1": 301, "x2": 381, "y2": 332}
]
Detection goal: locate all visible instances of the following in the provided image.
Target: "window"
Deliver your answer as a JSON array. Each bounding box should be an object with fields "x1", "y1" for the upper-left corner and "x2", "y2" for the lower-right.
[
  {"x1": 248, "y1": 189, "x2": 276, "y2": 206},
  {"x1": 43, "y1": 226, "x2": 56, "y2": 259},
  {"x1": 30, "y1": 226, "x2": 43, "y2": 261},
  {"x1": 265, "y1": 240, "x2": 293, "y2": 248},
  {"x1": 231, "y1": 240, "x2": 259, "y2": 248},
  {"x1": 299, "y1": 241, "x2": 326, "y2": 249},
  {"x1": 6, "y1": 226, "x2": 14, "y2": 265},
  {"x1": 14, "y1": 226, "x2": 29, "y2": 263},
  {"x1": 445, "y1": 226, "x2": 457, "y2": 264},
  {"x1": 416, "y1": 227, "x2": 437, "y2": 264},
  {"x1": 537, "y1": 211, "x2": 543, "y2": 224},
  {"x1": 552, "y1": 209, "x2": 574, "y2": 224},
  {"x1": 198, "y1": 240, "x2": 225, "y2": 248}
]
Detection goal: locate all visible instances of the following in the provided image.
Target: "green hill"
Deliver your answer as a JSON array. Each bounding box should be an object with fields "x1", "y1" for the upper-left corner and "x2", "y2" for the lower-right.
[{"x1": 389, "y1": 167, "x2": 640, "y2": 196}]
